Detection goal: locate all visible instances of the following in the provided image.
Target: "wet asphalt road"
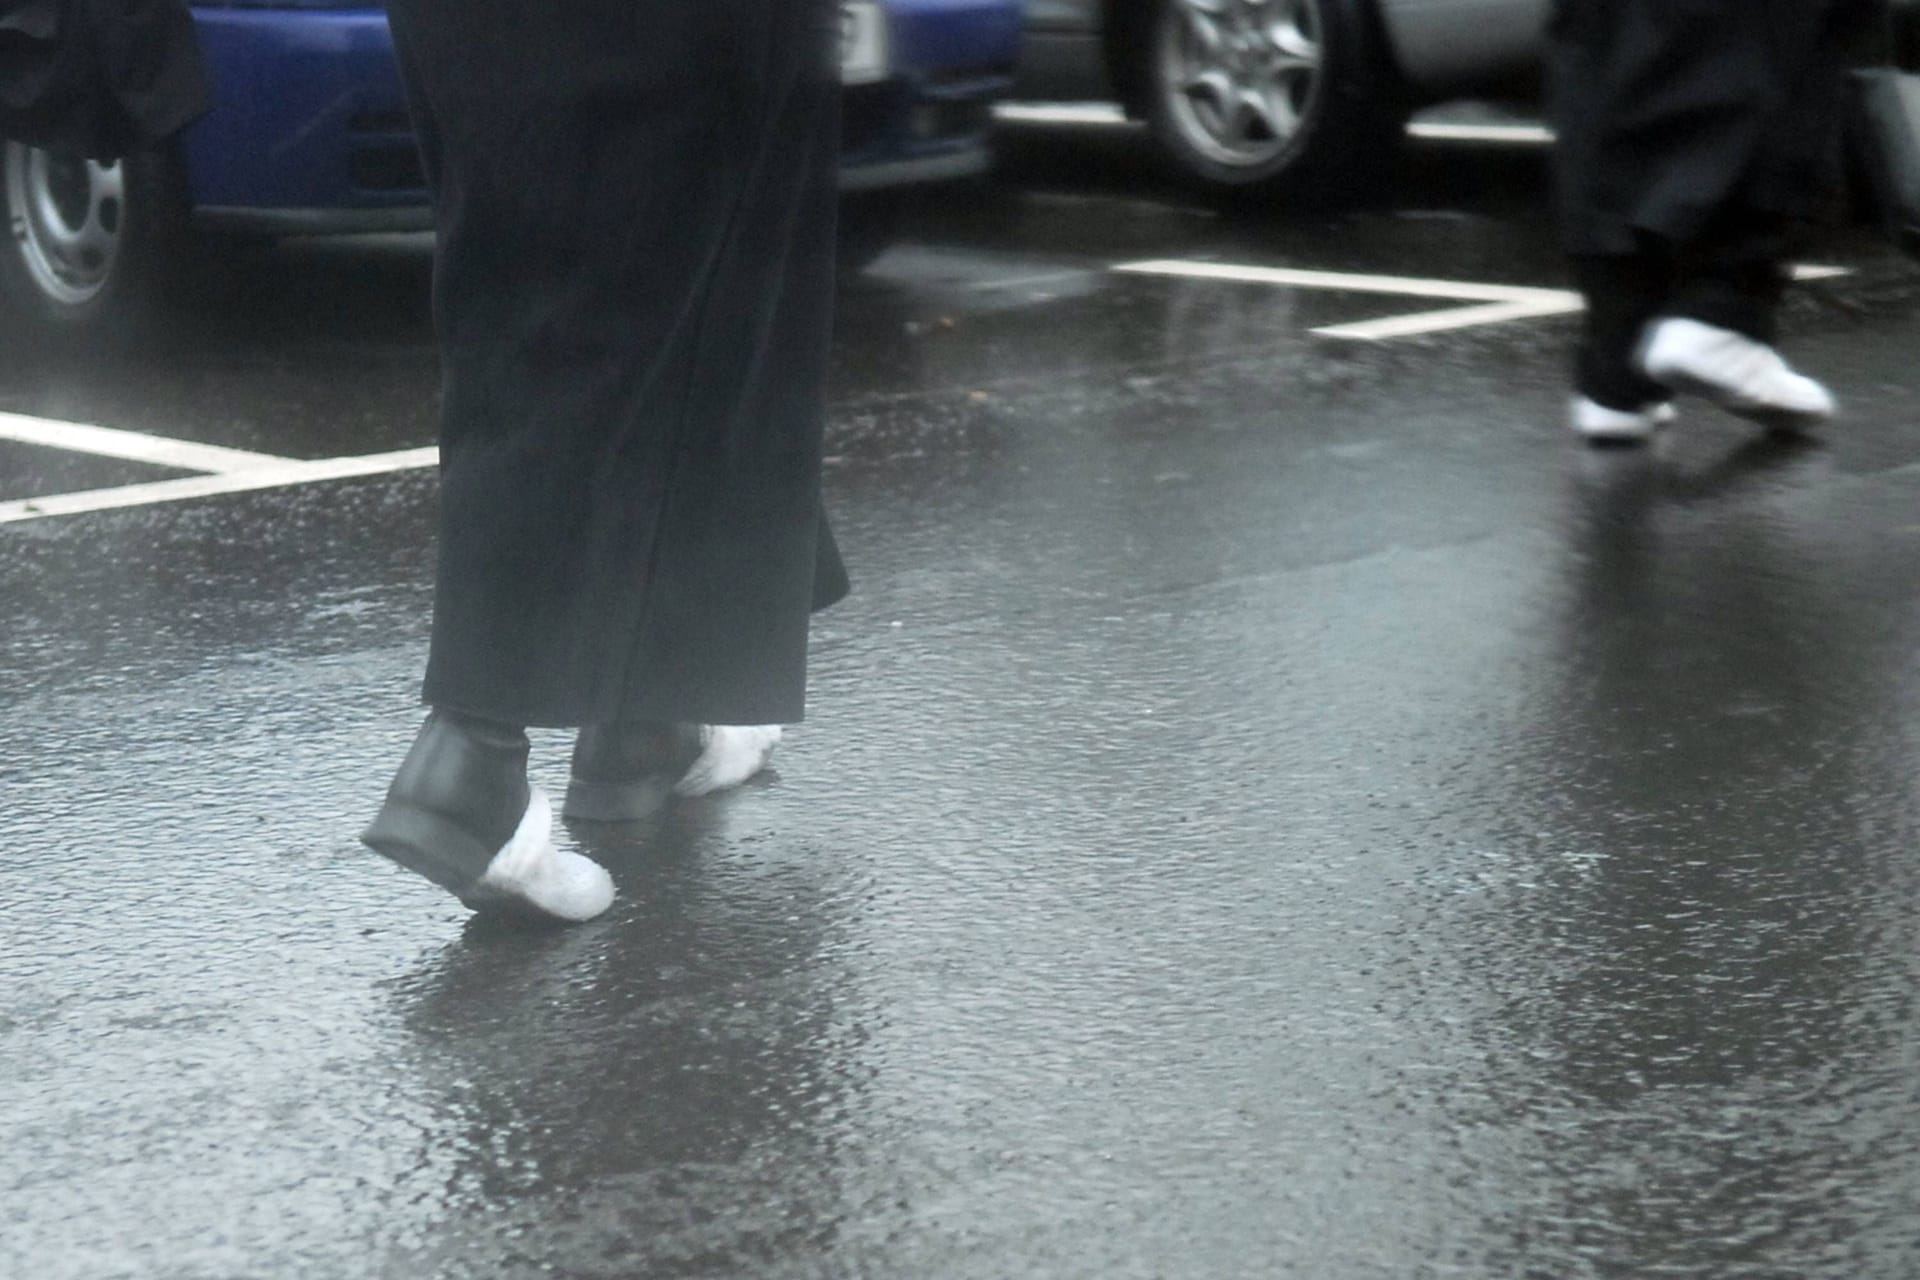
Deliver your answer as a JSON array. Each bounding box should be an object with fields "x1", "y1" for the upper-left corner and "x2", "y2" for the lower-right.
[{"x1": 5, "y1": 121, "x2": 1920, "y2": 1279}]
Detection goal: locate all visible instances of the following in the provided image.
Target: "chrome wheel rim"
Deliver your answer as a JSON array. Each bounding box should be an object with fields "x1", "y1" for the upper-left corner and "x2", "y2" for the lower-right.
[
  {"x1": 1156, "y1": 0, "x2": 1324, "y2": 169},
  {"x1": 3, "y1": 142, "x2": 124, "y2": 306}
]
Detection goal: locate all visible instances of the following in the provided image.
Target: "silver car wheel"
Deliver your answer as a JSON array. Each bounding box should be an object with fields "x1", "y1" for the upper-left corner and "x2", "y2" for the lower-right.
[
  {"x1": 1156, "y1": 0, "x2": 1325, "y2": 169},
  {"x1": 3, "y1": 142, "x2": 125, "y2": 307}
]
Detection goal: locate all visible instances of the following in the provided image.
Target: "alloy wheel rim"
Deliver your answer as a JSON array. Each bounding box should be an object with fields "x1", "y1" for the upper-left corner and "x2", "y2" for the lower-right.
[
  {"x1": 3, "y1": 142, "x2": 124, "y2": 306},
  {"x1": 1157, "y1": 0, "x2": 1324, "y2": 168}
]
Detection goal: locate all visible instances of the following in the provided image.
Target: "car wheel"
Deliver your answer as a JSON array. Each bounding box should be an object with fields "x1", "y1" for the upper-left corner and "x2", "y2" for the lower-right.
[
  {"x1": 0, "y1": 141, "x2": 193, "y2": 347},
  {"x1": 1138, "y1": 0, "x2": 1403, "y2": 198}
]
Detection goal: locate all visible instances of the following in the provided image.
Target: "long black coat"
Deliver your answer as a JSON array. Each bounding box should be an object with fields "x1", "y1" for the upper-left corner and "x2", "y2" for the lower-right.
[
  {"x1": 386, "y1": 0, "x2": 849, "y2": 729},
  {"x1": 1547, "y1": 0, "x2": 1884, "y2": 255}
]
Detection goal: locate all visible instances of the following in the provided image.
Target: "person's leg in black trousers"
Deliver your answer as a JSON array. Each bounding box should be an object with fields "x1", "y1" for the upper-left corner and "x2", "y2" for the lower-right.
[
  {"x1": 1548, "y1": 0, "x2": 1859, "y2": 442},
  {"x1": 360, "y1": 0, "x2": 846, "y2": 923},
  {"x1": 1667, "y1": 209, "x2": 1800, "y2": 346},
  {"x1": 1569, "y1": 249, "x2": 1677, "y2": 440}
]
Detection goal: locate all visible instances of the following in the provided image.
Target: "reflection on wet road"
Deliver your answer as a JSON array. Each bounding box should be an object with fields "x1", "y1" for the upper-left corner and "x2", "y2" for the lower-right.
[{"x1": 4, "y1": 125, "x2": 1920, "y2": 1278}]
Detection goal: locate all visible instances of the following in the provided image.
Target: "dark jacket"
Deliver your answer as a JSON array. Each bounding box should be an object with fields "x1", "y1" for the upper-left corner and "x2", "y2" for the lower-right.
[{"x1": 0, "y1": 0, "x2": 210, "y2": 158}]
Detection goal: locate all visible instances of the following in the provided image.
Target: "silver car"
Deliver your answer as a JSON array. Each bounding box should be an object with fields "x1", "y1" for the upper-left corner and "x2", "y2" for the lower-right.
[{"x1": 1015, "y1": 0, "x2": 1907, "y2": 196}]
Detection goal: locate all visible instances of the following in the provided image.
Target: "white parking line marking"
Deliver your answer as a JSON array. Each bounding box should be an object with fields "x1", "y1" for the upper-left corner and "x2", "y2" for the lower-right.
[
  {"x1": 1115, "y1": 258, "x2": 1579, "y2": 339},
  {"x1": 996, "y1": 104, "x2": 1558, "y2": 147},
  {"x1": 1116, "y1": 259, "x2": 1571, "y2": 304},
  {"x1": 1115, "y1": 259, "x2": 1853, "y2": 342},
  {"x1": 994, "y1": 103, "x2": 1131, "y2": 127},
  {"x1": 1406, "y1": 122, "x2": 1555, "y2": 145},
  {"x1": 0, "y1": 446, "x2": 438, "y2": 525},
  {"x1": 1315, "y1": 297, "x2": 1581, "y2": 341},
  {"x1": 0, "y1": 410, "x2": 287, "y2": 474}
]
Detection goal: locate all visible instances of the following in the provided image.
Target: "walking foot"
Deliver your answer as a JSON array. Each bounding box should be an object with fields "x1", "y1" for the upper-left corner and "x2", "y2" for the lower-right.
[
  {"x1": 1638, "y1": 318, "x2": 1834, "y2": 429},
  {"x1": 674, "y1": 725, "x2": 783, "y2": 797},
  {"x1": 562, "y1": 721, "x2": 704, "y2": 822},
  {"x1": 363, "y1": 711, "x2": 614, "y2": 922},
  {"x1": 562, "y1": 721, "x2": 784, "y2": 818},
  {"x1": 1570, "y1": 395, "x2": 1676, "y2": 444}
]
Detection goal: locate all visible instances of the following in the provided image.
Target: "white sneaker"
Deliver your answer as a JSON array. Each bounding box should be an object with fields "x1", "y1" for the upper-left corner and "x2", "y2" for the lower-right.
[
  {"x1": 1570, "y1": 396, "x2": 1676, "y2": 443},
  {"x1": 674, "y1": 725, "x2": 783, "y2": 797},
  {"x1": 1638, "y1": 317, "x2": 1835, "y2": 427}
]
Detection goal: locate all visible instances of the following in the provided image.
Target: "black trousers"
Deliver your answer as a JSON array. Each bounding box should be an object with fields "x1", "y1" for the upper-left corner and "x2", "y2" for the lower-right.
[
  {"x1": 387, "y1": 0, "x2": 849, "y2": 729},
  {"x1": 1571, "y1": 215, "x2": 1799, "y2": 410}
]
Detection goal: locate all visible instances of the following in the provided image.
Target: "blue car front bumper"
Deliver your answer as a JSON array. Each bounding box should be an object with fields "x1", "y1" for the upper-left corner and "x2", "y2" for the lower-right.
[
  {"x1": 182, "y1": 2, "x2": 1021, "y2": 234},
  {"x1": 185, "y1": 6, "x2": 429, "y2": 234},
  {"x1": 842, "y1": 0, "x2": 1022, "y2": 194}
]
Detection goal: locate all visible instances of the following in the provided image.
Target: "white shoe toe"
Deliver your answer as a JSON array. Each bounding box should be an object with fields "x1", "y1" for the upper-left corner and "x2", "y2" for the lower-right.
[
  {"x1": 1639, "y1": 317, "x2": 1834, "y2": 425},
  {"x1": 1571, "y1": 395, "x2": 1665, "y2": 442},
  {"x1": 1772, "y1": 369, "x2": 1835, "y2": 419},
  {"x1": 674, "y1": 725, "x2": 783, "y2": 797}
]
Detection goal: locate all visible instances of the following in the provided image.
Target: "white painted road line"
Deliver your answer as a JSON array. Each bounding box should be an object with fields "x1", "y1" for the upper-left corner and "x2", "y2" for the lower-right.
[
  {"x1": 0, "y1": 410, "x2": 287, "y2": 475},
  {"x1": 0, "y1": 408, "x2": 442, "y2": 525},
  {"x1": 1115, "y1": 259, "x2": 1573, "y2": 305},
  {"x1": 1313, "y1": 297, "x2": 1581, "y2": 341},
  {"x1": 995, "y1": 104, "x2": 1557, "y2": 147},
  {"x1": 994, "y1": 102, "x2": 1131, "y2": 127},
  {"x1": 1115, "y1": 259, "x2": 1579, "y2": 340},
  {"x1": 0, "y1": 446, "x2": 439, "y2": 525},
  {"x1": 1405, "y1": 122, "x2": 1555, "y2": 145},
  {"x1": 1116, "y1": 259, "x2": 1853, "y2": 342}
]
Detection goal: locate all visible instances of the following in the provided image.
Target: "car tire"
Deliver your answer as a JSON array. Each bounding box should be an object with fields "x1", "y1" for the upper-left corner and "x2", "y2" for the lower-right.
[
  {"x1": 0, "y1": 141, "x2": 195, "y2": 349},
  {"x1": 1135, "y1": 0, "x2": 1405, "y2": 200}
]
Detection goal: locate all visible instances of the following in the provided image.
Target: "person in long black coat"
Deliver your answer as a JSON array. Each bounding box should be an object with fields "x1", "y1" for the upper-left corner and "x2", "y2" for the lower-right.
[
  {"x1": 1547, "y1": 0, "x2": 1884, "y2": 442},
  {"x1": 361, "y1": 0, "x2": 850, "y2": 922}
]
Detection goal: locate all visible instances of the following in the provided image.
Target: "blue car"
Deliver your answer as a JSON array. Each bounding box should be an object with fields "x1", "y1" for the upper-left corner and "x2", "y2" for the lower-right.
[{"x1": 0, "y1": 0, "x2": 1022, "y2": 342}]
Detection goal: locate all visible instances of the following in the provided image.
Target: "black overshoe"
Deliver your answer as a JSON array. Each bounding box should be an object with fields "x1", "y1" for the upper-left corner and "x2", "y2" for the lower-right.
[
  {"x1": 362, "y1": 710, "x2": 531, "y2": 898},
  {"x1": 562, "y1": 721, "x2": 705, "y2": 823},
  {"x1": 363, "y1": 711, "x2": 615, "y2": 920}
]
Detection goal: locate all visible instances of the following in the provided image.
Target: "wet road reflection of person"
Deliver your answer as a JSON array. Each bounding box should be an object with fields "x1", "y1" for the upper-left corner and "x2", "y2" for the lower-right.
[
  {"x1": 1460, "y1": 445, "x2": 1920, "y2": 1276},
  {"x1": 360, "y1": 0, "x2": 851, "y2": 923},
  {"x1": 377, "y1": 805, "x2": 871, "y2": 1276}
]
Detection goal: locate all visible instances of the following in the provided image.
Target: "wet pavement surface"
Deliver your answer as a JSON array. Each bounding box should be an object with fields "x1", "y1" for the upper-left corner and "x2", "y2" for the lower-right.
[{"x1": 5, "y1": 121, "x2": 1920, "y2": 1278}]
